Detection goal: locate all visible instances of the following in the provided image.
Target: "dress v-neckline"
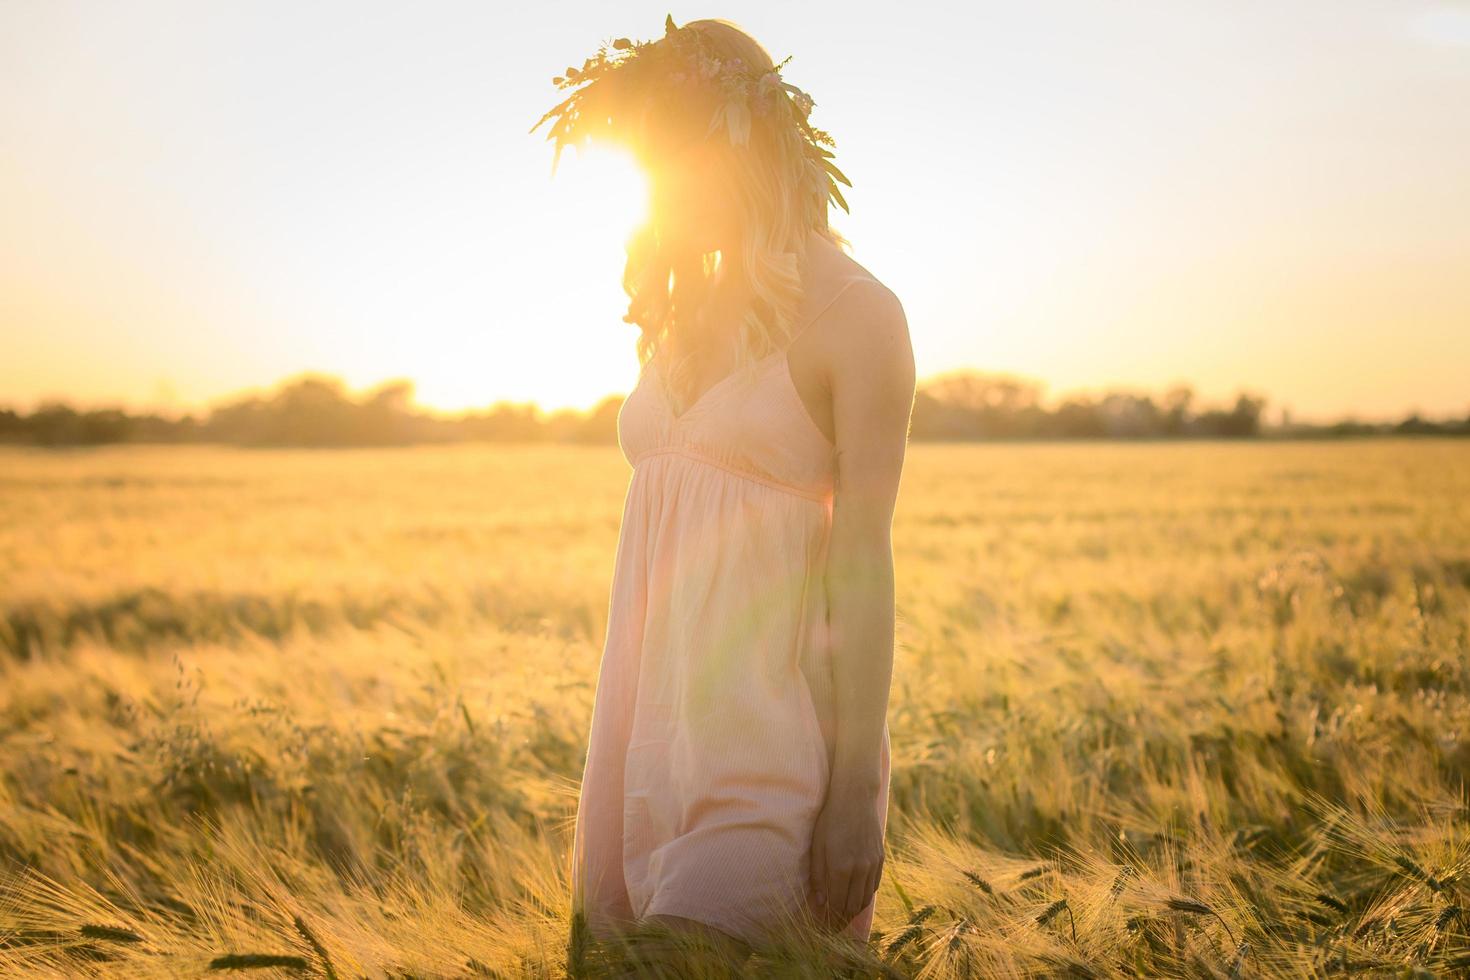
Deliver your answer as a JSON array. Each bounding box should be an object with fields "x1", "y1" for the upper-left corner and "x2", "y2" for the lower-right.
[
  {"x1": 655, "y1": 347, "x2": 784, "y2": 423},
  {"x1": 648, "y1": 273, "x2": 877, "y2": 426}
]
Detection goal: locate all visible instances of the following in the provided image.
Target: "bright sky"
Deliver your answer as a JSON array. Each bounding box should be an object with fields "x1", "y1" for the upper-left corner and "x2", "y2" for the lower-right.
[{"x1": 2, "y1": 1, "x2": 1467, "y2": 422}]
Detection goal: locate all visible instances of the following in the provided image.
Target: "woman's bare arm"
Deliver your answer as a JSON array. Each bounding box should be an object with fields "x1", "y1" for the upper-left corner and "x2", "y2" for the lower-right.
[{"x1": 809, "y1": 278, "x2": 915, "y2": 926}]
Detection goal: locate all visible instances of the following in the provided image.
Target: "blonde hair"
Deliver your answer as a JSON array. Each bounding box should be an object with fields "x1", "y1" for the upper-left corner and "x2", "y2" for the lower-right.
[{"x1": 618, "y1": 19, "x2": 849, "y2": 406}]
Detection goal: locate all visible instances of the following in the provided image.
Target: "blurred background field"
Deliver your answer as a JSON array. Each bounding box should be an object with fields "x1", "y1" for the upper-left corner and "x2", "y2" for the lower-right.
[{"x1": 2, "y1": 440, "x2": 1469, "y2": 977}]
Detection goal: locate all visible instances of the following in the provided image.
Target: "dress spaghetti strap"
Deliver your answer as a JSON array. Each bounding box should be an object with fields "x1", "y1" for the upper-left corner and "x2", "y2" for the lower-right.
[{"x1": 780, "y1": 274, "x2": 881, "y2": 354}]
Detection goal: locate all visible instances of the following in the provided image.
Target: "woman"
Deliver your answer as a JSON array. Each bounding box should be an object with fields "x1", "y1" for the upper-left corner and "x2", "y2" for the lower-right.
[{"x1": 534, "y1": 15, "x2": 915, "y2": 964}]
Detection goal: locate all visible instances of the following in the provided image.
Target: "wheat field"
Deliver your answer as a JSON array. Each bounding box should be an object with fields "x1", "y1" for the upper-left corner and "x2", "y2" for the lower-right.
[{"x1": 1, "y1": 440, "x2": 1468, "y2": 978}]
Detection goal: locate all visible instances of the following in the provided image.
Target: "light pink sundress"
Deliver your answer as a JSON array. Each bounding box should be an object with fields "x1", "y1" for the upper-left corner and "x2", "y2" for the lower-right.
[{"x1": 570, "y1": 277, "x2": 893, "y2": 946}]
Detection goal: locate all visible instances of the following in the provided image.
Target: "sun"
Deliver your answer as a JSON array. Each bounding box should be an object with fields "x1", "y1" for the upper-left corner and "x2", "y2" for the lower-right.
[
  {"x1": 399, "y1": 141, "x2": 652, "y2": 415},
  {"x1": 518, "y1": 143, "x2": 651, "y2": 409},
  {"x1": 561, "y1": 142, "x2": 652, "y2": 252}
]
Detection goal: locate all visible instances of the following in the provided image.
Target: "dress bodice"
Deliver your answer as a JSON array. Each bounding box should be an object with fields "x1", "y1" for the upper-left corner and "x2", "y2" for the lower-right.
[{"x1": 617, "y1": 346, "x2": 838, "y2": 504}]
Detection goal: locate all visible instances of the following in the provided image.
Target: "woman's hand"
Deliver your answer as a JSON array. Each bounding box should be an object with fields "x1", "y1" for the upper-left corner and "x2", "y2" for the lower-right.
[{"x1": 809, "y1": 776, "x2": 885, "y2": 928}]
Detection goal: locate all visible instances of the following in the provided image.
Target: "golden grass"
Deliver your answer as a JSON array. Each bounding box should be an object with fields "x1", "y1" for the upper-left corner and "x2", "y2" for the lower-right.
[{"x1": 2, "y1": 440, "x2": 1468, "y2": 976}]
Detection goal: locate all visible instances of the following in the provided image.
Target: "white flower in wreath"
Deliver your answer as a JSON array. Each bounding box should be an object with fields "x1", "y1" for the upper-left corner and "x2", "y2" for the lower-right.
[{"x1": 780, "y1": 81, "x2": 815, "y2": 115}]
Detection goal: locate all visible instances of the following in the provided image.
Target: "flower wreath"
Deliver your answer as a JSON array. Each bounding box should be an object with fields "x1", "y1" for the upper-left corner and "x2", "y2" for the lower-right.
[{"x1": 529, "y1": 14, "x2": 852, "y2": 224}]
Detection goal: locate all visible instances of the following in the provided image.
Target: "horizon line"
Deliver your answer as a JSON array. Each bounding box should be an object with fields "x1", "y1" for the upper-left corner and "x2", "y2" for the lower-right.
[{"x1": 5, "y1": 367, "x2": 1466, "y2": 428}]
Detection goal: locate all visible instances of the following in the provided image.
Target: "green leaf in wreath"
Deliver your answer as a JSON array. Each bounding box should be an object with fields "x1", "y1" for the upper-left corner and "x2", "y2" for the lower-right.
[
  {"x1": 828, "y1": 176, "x2": 849, "y2": 213},
  {"x1": 821, "y1": 158, "x2": 852, "y2": 187}
]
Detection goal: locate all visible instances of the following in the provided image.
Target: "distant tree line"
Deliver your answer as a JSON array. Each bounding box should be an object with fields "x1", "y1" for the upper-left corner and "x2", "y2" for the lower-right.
[{"x1": 1, "y1": 371, "x2": 1465, "y2": 448}]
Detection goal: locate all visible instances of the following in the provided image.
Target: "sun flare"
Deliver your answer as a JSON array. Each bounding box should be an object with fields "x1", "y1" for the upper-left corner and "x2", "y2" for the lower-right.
[
  {"x1": 399, "y1": 143, "x2": 652, "y2": 415},
  {"x1": 561, "y1": 143, "x2": 652, "y2": 253}
]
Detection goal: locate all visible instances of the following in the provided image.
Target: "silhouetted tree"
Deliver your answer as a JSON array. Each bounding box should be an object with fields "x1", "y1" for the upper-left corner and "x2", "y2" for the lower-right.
[
  {"x1": 574, "y1": 395, "x2": 625, "y2": 445},
  {"x1": 1162, "y1": 386, "x2": 1194, "y2": 436},
  {"x1": 0, "y1": 371, "x2": 1459, "y2": 447}
]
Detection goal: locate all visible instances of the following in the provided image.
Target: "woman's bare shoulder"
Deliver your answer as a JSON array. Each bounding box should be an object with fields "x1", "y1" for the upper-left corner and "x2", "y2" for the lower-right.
[
  {"x1": 805, "y1": 239, "x2": 904, "y2": 326},
  {"x1": 822, "y1": 267, "x2": 908, "y2": 360},
  {"x1": 829, "y1": 278, "x2": 911, "y2": 382},
  {"x1": 793, "y1": 236, "x2": 911, "y2": 398},
  {"x1": 813, "y1": 252, "x2": 913, "y2": 463}
]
